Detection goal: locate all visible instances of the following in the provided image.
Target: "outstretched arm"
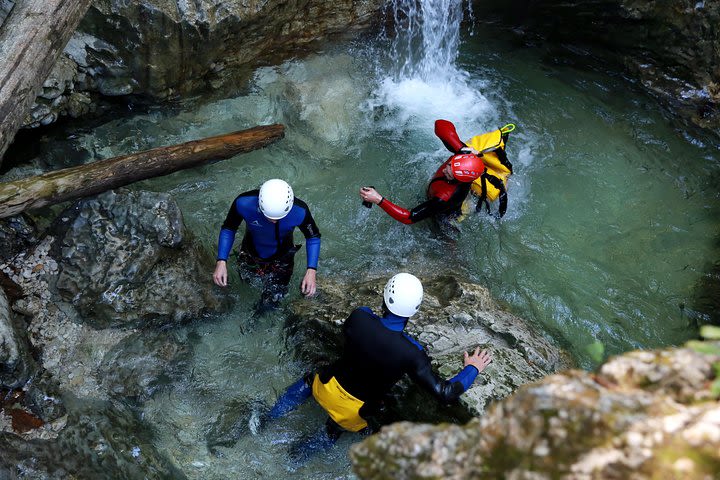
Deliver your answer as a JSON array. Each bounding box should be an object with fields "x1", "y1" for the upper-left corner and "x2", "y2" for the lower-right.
[
  {"x1": 359, "y1": 187, "x2": 447, "y2": 225},
  {"x1": 409, "y1": 347, "x2": 492, "y2": 403},
  {"x1": 435, "y1": 119, "x2": 467, "y2": 153}
]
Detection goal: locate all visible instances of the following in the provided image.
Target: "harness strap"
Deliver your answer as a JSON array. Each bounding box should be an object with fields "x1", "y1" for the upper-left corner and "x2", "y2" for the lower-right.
[
  {"x1": 495, "y1": 147, "x2": 514, "y2": 174},
  {"x1": 484, "y1": 174, "x2": 507, "y2": 218},
  {"x1": 475, "y1": 173, "x2": 490, "y2": 214},
  {"x1": 475, "y1": 173, "x2": 508, "y2": 218}
]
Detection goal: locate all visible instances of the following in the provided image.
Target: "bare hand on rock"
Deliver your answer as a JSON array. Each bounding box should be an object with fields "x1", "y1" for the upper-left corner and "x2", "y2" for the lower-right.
[{"x1": 464, "y1": 347, "x2": 492, "y2": 373}]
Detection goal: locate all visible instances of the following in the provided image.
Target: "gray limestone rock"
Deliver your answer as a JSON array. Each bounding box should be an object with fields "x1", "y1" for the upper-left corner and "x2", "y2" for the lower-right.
[
  {"x1": 0, "y1": 289, "x2": 66, "y2": 425},
  {"x1": 289, "y1": 275, "x2": 573, "y2": 417},
  {"x1": 0, "y1": 0, "x2": 13, "y2": 28},
  {"x1": 24, "y1": 55, "x2": 96, "y2": 129},
  {"x1": 350, "y1": 345, "x2": 720, "y2": 480},
  {"x1": 54, "y1": 189, "x2": 224, "y2": 329},
  {"x1": 475, "y1": 0, "x2": 720, "y2": 130},
  {"x1": 21, "y1": 0, "x2": 385, "y2": 129}
]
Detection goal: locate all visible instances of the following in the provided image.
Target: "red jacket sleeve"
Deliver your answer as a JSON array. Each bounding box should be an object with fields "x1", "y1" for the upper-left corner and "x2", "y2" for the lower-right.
[
  {"x1": 435, "y1": 119, "x2": 466, "y2": 153},
  {"x1": 378, "y1": 198, "x2": 414, "y2": 224}
]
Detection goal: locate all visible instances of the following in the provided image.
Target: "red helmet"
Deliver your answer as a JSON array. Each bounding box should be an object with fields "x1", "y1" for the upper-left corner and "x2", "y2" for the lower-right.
[{"x1": 449, "y1": 154, "x2": 484, "y2": 182}]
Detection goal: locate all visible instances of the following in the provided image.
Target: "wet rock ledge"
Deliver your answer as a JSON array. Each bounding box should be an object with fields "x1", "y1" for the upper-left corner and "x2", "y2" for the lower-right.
[{"x1": 350, "y1": 345, "x2": 720, "y2": 480}]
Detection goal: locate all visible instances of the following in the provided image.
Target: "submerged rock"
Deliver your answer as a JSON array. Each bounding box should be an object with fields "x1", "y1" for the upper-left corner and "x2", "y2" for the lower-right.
[
  {"x1": 54, "y1": 189, "x2": 223, "y2": 329},
  {"x1": 350, "y1": 345, "x2": 720, "y2": 479},
  {"x1": 0, "y1": 399, "x2": 186, "y2": 479},
  {"x1": 289, "y1": 275, "x2": 573, "y2": 418},
  {"x1": 98, "y1": 331, "x2": 191, "y2": 403}
]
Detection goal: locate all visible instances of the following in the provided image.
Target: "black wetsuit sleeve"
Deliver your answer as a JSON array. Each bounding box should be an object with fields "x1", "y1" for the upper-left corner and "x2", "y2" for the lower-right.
[
  {"x1": 407, "y1": 197, "x2": 449, "y2": 223},
  {"x1": 295, "y1": 200, "x2": 321, "y2": 269},
  {"x1": 297, "y1": 205, "x2": 322, "y2": 240},
  {"x1": 220, "y1": 198, "x2": 244, "y2": 232},
  {"x1": 407, "y1": 350, "x2": 465, "y2": 403}
]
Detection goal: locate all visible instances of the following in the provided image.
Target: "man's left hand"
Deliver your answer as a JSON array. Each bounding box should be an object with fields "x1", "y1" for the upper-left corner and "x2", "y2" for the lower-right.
[{"x1": 301, "y1": 269, "x2": 317, "y2": 296}]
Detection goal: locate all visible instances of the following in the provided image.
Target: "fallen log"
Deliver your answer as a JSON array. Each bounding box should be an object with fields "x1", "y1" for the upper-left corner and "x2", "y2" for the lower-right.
[
  {"x1": 0, "y1": 124, "x2": 285, "y2": 218},
  {"x1": 0, "y1": 0, "x2": 93, "y2": 165}
]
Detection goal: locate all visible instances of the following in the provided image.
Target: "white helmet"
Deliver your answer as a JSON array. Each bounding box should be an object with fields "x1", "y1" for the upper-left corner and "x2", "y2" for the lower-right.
[
  {"x1": 258, "y1": 179, "x2": 294, "y2": 220},
  {"x1": 383, "y1": 273, "x2": 423, "y2": 317}
]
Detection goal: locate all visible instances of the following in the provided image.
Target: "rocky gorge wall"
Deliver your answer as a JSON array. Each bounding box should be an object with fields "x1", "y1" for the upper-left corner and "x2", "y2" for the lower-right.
[
  {"x1": 471, "y1": 0, "x2": 720, "y2": 132},
  {"x1": 22, "y1": 0, "x2": 720, "y2": 134},
  {"x1": 22, "y1": 0, "x2": 385, "y2": 129}
]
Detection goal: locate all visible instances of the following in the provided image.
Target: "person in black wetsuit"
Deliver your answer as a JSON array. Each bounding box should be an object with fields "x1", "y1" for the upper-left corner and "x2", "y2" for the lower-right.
[
  {"x1": 359, "y1": 120, "x2": 486, "y2": 224},
  {"x1": 266, "y1": 272, "x2": 492, "y2": 461},
  {"x1": 212, "y1": 179, "x2": 321, "y2": 308}
]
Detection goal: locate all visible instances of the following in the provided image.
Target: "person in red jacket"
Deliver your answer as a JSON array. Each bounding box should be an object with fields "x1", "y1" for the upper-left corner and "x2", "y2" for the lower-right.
[{"x1": 359, "y1": 119, "x2": 485, "y2": 224}]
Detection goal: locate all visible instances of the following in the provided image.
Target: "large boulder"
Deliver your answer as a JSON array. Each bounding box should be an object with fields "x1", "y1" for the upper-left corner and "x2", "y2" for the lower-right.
[
  {"x1": 54, "y1": 189, "x2": 224, "y2": 329},
  {"x1": 350, "y1": 345, "x2": 720, "y2": 479},
  {"x1": 289, "y1": 275, "x2": 573, "y2": 417}
]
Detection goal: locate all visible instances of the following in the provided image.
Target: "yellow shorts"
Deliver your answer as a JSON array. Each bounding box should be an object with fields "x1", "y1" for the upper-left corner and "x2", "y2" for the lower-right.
[{"x1": 312, "y1": 374, "x2": 368, "y2": 432}]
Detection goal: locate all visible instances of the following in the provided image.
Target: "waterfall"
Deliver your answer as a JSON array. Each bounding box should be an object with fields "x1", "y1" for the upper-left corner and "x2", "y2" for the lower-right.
[
  {"x1": 372, "y1": 0, "x2": 493, "y2": 130},
  {"x1": 388, "y1": 0, "x2": 468, "y2": 82}
]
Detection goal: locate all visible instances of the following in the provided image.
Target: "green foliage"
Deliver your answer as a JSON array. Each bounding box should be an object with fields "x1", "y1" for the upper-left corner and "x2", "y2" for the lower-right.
[{"x1": 585, "y1": 340, "x2": 605, "y2": 364}]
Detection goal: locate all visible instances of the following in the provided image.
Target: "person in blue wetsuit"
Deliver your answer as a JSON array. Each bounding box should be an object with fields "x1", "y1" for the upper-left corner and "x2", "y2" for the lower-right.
[
  {"x1": 212, "y1": 178, "x2": 321, "y2": 308},
  {"x1": 267, "y1": 272, "x2": 492, "y2": 462}
]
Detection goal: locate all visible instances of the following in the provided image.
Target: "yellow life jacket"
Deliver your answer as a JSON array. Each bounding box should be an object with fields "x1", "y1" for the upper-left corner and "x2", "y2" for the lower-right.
[
  {"x1": 467, "y1": 124, "x2": 515, "y2": 217},
  {"x1": 311, "y1": 374, "x2": 368, "y2": 432}
]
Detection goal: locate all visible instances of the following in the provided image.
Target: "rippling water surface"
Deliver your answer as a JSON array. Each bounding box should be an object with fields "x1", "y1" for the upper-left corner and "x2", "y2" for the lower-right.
[{"x1": 16, "y1": 6, "x2": 720, "y2": 478}]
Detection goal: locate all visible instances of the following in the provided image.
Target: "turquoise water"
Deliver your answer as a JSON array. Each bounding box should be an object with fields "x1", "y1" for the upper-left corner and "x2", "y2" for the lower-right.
[{"x1": 16, "y1": 17, "x2": 720, "y2": 479}]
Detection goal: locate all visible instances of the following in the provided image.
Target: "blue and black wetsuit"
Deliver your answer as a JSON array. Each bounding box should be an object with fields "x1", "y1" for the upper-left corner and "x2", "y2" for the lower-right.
[
  {"x1": 318, "y1": 306, "x2": 478, "y2": 419},
  {"x1": 269, "y1": 306, "x2": 479, "y2": 460},
  {"x1": 217, "y1": 190, "x2": 321, "y2": 303}
]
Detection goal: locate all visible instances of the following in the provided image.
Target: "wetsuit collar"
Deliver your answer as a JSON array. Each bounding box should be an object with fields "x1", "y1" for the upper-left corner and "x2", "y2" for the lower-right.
[{"x1": 380, "y1": 312, "x2": 409, "y2": 332}]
